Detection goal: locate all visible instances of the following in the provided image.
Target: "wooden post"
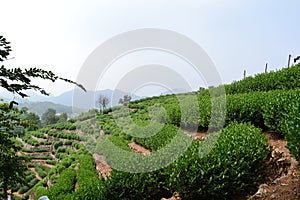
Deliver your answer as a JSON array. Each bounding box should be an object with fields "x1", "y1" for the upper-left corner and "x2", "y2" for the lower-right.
[
  {"x1": 288, "y1": 54, "x2": 291, "y2": 68},
  {"x1": 243, "y1": 70, "x2": 246, "y2": 79},
  {"x1": 265, "y1": 63, "x2": 268, "y2": 73}
]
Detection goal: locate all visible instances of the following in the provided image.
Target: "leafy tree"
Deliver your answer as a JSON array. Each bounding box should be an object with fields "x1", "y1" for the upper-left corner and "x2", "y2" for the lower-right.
[
  {"x1": 0, "y1": 102, "x2": 28, "y2": 199},
  {"x1": 41, "y1": 108, "x2": 59, "y2": 126},
  {"x1": 21, "y1": 107, "x2": 41, "y2": 130},
  {"x1": 97, "y1": 94, "x2": 110, "y2": 112},
  {"x1": 118, "y1": 98, "x2": 124, "y2": 105},
  {"x1": 123, "y1": 95, "x2": 131, "y2": 102},
  {"x1": 198, "y1": 86, "x2": 205, "y2": 93},
  {"x1": 58, "y1": 112, "x2": 68, "y2": 123},
  {"x1": 0, "y1": 35, "x2": 85, "y2": 199},
  {"x1": 118, "y1": 95, "x2": 131, "y2": 105}
]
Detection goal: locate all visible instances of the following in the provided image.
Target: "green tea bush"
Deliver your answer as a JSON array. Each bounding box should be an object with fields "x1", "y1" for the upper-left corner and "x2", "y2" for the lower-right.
[
  {"x1": 102, "y1": 107, "x2": 112, "y2": 114},
  {"x1": 226, "y1": 92, "x2": 265, "y2": 128},
  {"x1": 53, "y1": 141, "x2": 63, "y2": 150},
  {"x1": 18, "y1": 185, "x2": 29, "y2": 194},
  {"x1": 98, "y1": 124, "x2": 268, "y2": 199},
  {"x1": 25, "y1": 171, "x2": 36, "y2": 181},
  {"x1": 72, "y1": 142, "x2": 84, "y2": 150},
  {"x1": 262, "y1": 89, "x2": 299, "y2": 133},
  {"x1": 107, "y1": 135, "x2": 132, "y2": 152},
  {"x1": 102, "y1": 168, "x2": 171, "y2": 200},
  {"x1": 132, "y1": 124, "x2": 179, "y2": 151},
  {"x1": 64, "y1": 140, "x2": 73, "y2": 145},
  {"x1": 48, "y1": 130, "x2": 83, "y2": 141},
  {"x1": 31, "y1": 131, "x2": 47, "y2": 139},
  {"x1": 46, "y1": 160, "x2": 57, "y2": 165},
  {"x1": 179, "y1": 96, "x2": 200, "y2": 129},
  {"x1": 61, "y1": 158, "x2": 73, "y2": 168},
  {"x1": 57, "y1": 147, "x2": 68, "y2": 153},
  {"x1": 28, "y1": 178, "x2": 39, "y2": 188},
  {"x1": 285, "y1": 99, "x2": 300, "y2": 160},
  {"x1": 55, "y1": 152, "x2": 67, "y2": 160},
  {"x1": 37, "y1": 168, "x2": 76, "y2": 199},
  {"x1": 33, "y1": 148, "x2": 48, "y2": 153},
  {"x1": 35, "y1": 166, "x2": 47, "y2": 179},
  {"x1": 22, "y1": 133, "x2": 39, "y2": 147},
  {"x1": 167, "y1": 123, "x2": 269, "y2": 199},
  {"x1": 11, "y1": 183, "x2": 21, "y2": 193},
  {"x1": 73, "y1": 109, "x2": 98, "y2": 121},
  {"x1": 226, "y1": 64, "x2": 300, "y2": 94},
  {"x1": 71, "y1": 154, "x2": 103, "y2": 199}
]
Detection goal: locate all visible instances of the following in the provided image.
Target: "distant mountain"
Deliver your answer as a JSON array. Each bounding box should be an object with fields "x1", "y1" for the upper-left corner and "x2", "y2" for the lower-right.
[
  {"x1": 0, "y1": 89, "x2": 142, "y2": 113},
  {"x1": 51, "y1": 89, "x2": 141, "y2": 109},
  {"x1": 18, "y1": 101, "x2": 85, "y2": 117}
]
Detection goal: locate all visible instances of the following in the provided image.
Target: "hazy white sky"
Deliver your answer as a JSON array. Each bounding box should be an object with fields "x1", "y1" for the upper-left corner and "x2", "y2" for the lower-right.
[{"x1": 1, "y1": 0, "x2": 300, "y2": 96}]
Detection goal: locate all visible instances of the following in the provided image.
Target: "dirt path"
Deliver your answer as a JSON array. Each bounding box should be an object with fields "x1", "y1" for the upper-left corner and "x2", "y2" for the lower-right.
[
  {"x1": 7, "y1": 190, "x2": 25, "y2": 199},
  {"x1": 128, "y1": 142, "x2": 151, "y2": 155},
  {"x1": 93, "y1": 153, "x2": 111, "y2": 179},
  {"x1": 30, "y1": 159, "x2": 55, "y2": 168},
  {"x1": 184, "y1": 131, "x2": 207, "y2": 140},
  {"x1": 92, "y1": 139, "x2": 150, "y2": 180},
  {"x1": 42, "y1": 163, "x2": 55, "y2": 169},
  {"x1": 17, "y1": 137, "x2": 34, "y2": 150},
  {"x1": 74, "y1": 165, "x2": 79, "y2": 191},
  {"x1": 251, "y1": 132, "x2": 300, "y2": 199},
  {"x1": 32, "y1": 135, "x2": 46, "y2": 143},
  {"x1": 29, "y1": 167, "x2": 42, "y2": 180}
]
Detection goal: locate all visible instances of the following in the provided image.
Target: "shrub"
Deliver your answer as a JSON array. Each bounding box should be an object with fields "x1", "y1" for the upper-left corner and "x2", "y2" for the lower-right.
[
  {"x1": 167, "y1": 123, "x2": 270, "y2": 199},
  {"x1": 35, "y1": 166, "x2": 47, "y2": 178},
  {"x1": 71, "y1": 154, "x2": 103, "y2": 199},
  {"x1": 107, "y1": 136, "x2": 131, "y2": 152},
  {"x1": 226, "y1": 92, "x2": 265, "y2": 128},
  {"x1": 57, "y1": 147, "x2": 68, "y2": 153},
  {"x1": 64, "y1": 140, "x2": 73, "y2": 145},
  {"x1": 31, "y1": 131, "x2": 47, "y2": 139},
  {"x1": 28, "y1": 178, "x2": 39, "y2": 188},
  {"x1": 61, "y1": 157, "x2": 73, "y2": 168},
  {"x1": 285, "y1": 101, "x2": 300, "y2": 160},
  {"x1": 43, "y1": 168, "x2": 76, "y2": 199},
  {"x1": 53, "y1": 141, "x2": 63, "y2": 150},
  {"x1": 225, "y1": 64, "x2": 300, "y2": 94},
  {"x1": 55, "y1": 153, "x2": 67, "y2": 160},
  {"x1": 132, "y1": 124, "x2": 179, "y2": 151},
  {"x1": 46, "y1": 160, "x2": 57, "y2": 165},
  {"x1": 18, "y1": 186, "x2": 29, "y2": 194},
  {"x1": 48, "y1": 122, "x2": 76, "y2": 130},
  {"x1": 102, "y1": 168, "x2": 171, "y2": 199}
]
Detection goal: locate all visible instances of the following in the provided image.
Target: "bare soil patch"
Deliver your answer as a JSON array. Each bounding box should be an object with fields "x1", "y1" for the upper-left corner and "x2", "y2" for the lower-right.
[
  {"x1": 128, "y1": 142, "x2": 151, "y2": 155},
  {"x1": 251, "y1": 132, "x2": 300, "y2": 199},
  {"x1": 184, "y1": 130, "x2": 207, "y2": 140},
  {"x1": 93, "y1": 153, "x2": 111, "y2": 179},
  {"x1": 29, "y1": 167, "x2": 42, "y2": 180}
]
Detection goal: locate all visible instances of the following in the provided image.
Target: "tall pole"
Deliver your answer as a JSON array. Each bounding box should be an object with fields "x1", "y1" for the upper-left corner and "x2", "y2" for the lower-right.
[
  {"x1": 243, "y1": 70, "x2": 246, "y2": 79},
  {"x1": 288, "y1": 54, "x2": 291, "y2": 68},
  {"x1": 265, "y1": 63, "x2": 268, "y2": 73}
]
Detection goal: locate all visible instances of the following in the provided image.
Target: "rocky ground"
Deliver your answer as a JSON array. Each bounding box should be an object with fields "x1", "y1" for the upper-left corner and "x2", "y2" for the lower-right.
[{"x1": 250, "y1": 132, "x2": 300, "y2": 200}]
